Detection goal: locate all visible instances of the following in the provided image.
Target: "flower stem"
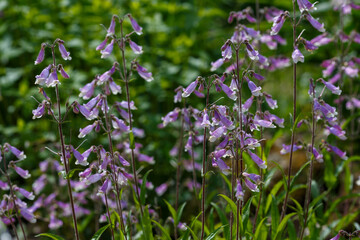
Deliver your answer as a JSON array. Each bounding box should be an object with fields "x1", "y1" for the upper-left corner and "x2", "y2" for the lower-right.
[
  {"x1": 299, "y1": 79, "x2": 316, "y2": 240},
  {"x1": 280, "y1": 0, "x2": 297, "y2": 221},
  {"x1": 52, "y1": 46, "x2": 80, "y2": 240}
]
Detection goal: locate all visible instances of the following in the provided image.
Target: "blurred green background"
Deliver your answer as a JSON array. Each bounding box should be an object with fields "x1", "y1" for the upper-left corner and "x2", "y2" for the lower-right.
[{"x1": 1, "y1": 0, "x2": 359, "y2": 236}]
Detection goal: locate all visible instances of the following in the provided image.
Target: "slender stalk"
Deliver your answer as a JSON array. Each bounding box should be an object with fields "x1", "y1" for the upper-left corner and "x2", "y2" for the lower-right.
[
  {"x1": 175, "y1": 105, "x2": 185, "y2": 240},
  {"x1": 2, "y1": 153, "x2": 27, "y2": 240},
  {"x1": 200, "y1": 84, "x2": 211, "y2": 240},
  {"x1": 10, "y1": 220, "x2": 20, "y2": 240},
  {"x1": 51, "y1": 46, "x2": 80, "y2": 240},
  {"x1": 299, "y1": 79, "x2": 316, "y2": 240},
  {"x1": 118, "y1": 21, "x2": 143, "y2": 216},
  {"x1": 280, "y1": 0, "x2": 297, "y2": 221}
]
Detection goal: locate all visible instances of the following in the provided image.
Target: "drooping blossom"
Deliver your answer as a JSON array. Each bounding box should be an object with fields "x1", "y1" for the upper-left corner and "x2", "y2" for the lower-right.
[
  {"x1": 35, "y1": 43, "x2": 46, "y2": 65},
  {"x1": 129, "y1": 40, "x2": 143, "y2": 55},
  {"x1": 136, "y1": 63, "x2": 154, "y2": 82},
  {"x1": 128, "y1": 14, "x2": 143, "y2": 35},
  {"x1": 100, "y1": 39, "x2": 115, "y2": 58},
  {"x1": 292, "y1": 48, "x2": 304, "y2": 63},
  {"x1": 57, "y1": 40, "x2": 71, "y2": 60}
]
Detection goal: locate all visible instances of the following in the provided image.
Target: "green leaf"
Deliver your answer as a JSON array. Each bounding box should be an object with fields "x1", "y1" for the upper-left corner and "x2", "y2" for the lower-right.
[
  {"x1": 181, "y1": 211, "x2": 202, "y2": 240},
  {"x1": 176, "y1": 202, "x2": 187, "y2": 225},
  {"x1": 265, "y1": 181, "x2": 283, "y2": 214},
  {"x1": 66, "y1": 168, "x2": 82, "y2": 179},
  {"x1": 164, "y1": 199, "x2": 176, "y2": 222},
  {"x1": 271, "y1": 195, "x2": 279, "y2": 240},
  {"x1": 290, "y1": 161, "x2": 310, "y2": 189},
  {"x1": 324, "y1": 155, "x2": 336, "y2": 189},
  {"x1": 35, "y1": 233, "x2": 65, "y2": 240},
  {"x1": 90, "y1": 224, "x2": 110, "y2": 240},
  {"x1": 242, "y1": 196, "x2": 254, "y2": 233},
  {"x1": 220, "y1": 172, "x2": 232, "y2": 193},
  {"x1": 274, "y1": 213, "x2": 296, "y2": 240},
  {"x1": 271, "y1": 161, "x2": 287, "y2": 192},
  {"x1": 254, "y1": 217, "x2": 267, "y2": 240},
  {"x1": 218, "y1": 194, "x2": 237, "y2": 217},
  {"x1": 141, "y1": 206, "x2": 154, "y2": 240},
  {"x1": 129, "y1": 130, "x2": 135, "y2": 149},
  {"x1": 210, "y1": 202, "x2": 229, "y2": 239},
  {"x1": 205, "y1": 225, "x2": 226, "y2": 240},
  {"x1": 140, "y1": 169, "x2": 153, "y2": 205},
  {"x1": 287, "y1": 219, "x2": 297, "y2": 240},
  {"x1": 152, "y1": 220, "x2": 172, "y2": 240}
]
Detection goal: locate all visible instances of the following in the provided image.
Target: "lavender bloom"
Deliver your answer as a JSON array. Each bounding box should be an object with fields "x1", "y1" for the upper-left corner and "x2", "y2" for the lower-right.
[
  {"x1": 245, "y1": 41, "x2": 259, "y2": 61},
  {"x1": 221, "y1": 82, "x2": 237, "y2": 100},
  {"x1": 243, "y1": 172, "x2": 261, "y2": 183},
  {"x1": 109, "y1": 78, "x2": 121, "y2": 95},
  {"x1": 136, "y1": 63, "x2": 154, "y2": 82},
  {"x1": 209, "y1": 126, "x2": 227, "y2": 142},
  {"x1": 264, "y1": 93, "x2": 278, "y2": 109},
  {"x1": 46, "y1": 69, "x2": 60, "y2": 87},
  {"x1": 97, "y1": 178, "x2": 111, "y2": 196},
  {"x1": 99, "y1": 64, "x2": 116, "y2": 83},
  {"x1": 49, "y1": 213, "x2": 63, "y2": 229},
  {"x1": 243, "y1": 96, "x2": 254, "y2": 112},
  {"x1": 72, "y1": 148, "x2": 88, "y2": 166},
  {"x1": 311, "y1": 147, "x2": 323, "y2": 162},
  {"x1": 101, "y1": 39, "x2": 115, "y2": 58},
  {"x1": 327, "y1": 144, "x2": 347, "y2": 160},
  {"x1": 138, "y1": 153, "x2": 155, "y2": 164},
  {"x1": 128, "y1": 14, "x2": 143, "y2": 35},
  {"x1": 215, "y1": 158, "x2": 230, "y2": 175},
  {"x1": 96, "y1": 37, "x2": 108, "y2": 51},
  {"x1": 330, "y1": 234, "x2": 340, "y2": 240},
  {"x1": 58, "y1": 64, "x2": 70, "y2": 79},
  {"x1": 343, "y1": 66, "x2": 358, "y2": 78},
  {"x1": 35, "y1": 64, "x2": 52, "y2": 85},
  {"x1": 155, "y1": 183, "x2": 168, "y2": 196},
  {"x1": 79, "y1": 80, "x2": 95, "y2": 100},
  {"x1": 248, "y1": 150, "x2": 266, "y2": 169},
  {"x1": 327, "y1": 125, "x2": 347, "y2": 140},
  {"x1": 247, "y1": 80, "x2": 262, "y2": 96},
  {"x1": 201, "y1": 111, "x2": 211, "y2": 128},
  {"x1": 20, "y1": 208, "x2": 36, "y2": 223},
  {"x1": 211, "y1": 58, "x2": 225, "y2": 72},
  {"x1": 182, "y1": 79, "x2": 198, "y2": 97},
  {"x1": 305, "y1": 13, "x2": 325, "y2": 32},
  {"x1": 321, "y1": 79, "x2": 341, "y2": 95},
  {"x1": 162, "y1": 109, "x2": 179, "y2": 126},
  {"x1": 14, "y1": 186, "x2": 35, "y2": 200},
  {"x1": 78, "y1": 123, "x2": 96, "y2": 138},
  {"x1": 107, "y1": 16, "x2": 116, "y2": 36},
  {"x1": 311, "y1": 33, "x2": 332, "y2": 47},
  {"x1": 35, "y1": 43, "x2": 46, "y2": 65},
  {"x1": 58, "y1": 41, "x2": 71, "y2": 60},
  {"x1": 270, "y1": 12, "x2": 287, "y2": 35},
  {"x1": 235, "y1": 179, "x2": 244, "y2": 201},
  {"x1": 111, "y1": 116, "x2": 129, "y2": 132},
  {"x1": 280, "y1": 144, "x2": 303, "y2": 154},
  {"x1": 297, "y1": 0, "x2": 317, "y2": 12},
  {"x1": 244, "y1": 178, "x2": 259, "y2": 192},
  {"x1": 85, "y1": 173, "x2": 103, "y2": 185},
  {"x1": 0, "y1": 180, "x2": 9, "y2": 190},
  {"x1": 129, "y1": 40, "x2": 143, "y2": 55},
  {"x1": 292, "y1": 48, "x2": 304, "y2": 63},
  {"x1": 252, "y1": 72, "x2": 264, "y2": 81},
  {"x1": 303, "y1": 39, "x2": 318, "y2": 51},
  {"x1": 7, "y1": 145, "x2": 26, "y2": 160},
  {"x1": 32, "y1": 101, "x2": 46, "y2": 119},
  {"x1": 32, "y1": 175, "x2": 46, "y2": 194},
  {"x1": 322, "y1": 60, "x2": 336, "y2": 77},
  {"x1": 221, "y1": 40, "x2": 232, "y2": 60},
  {"x1": 117, "y1": 154, "x2": 130, "y2": 167}
]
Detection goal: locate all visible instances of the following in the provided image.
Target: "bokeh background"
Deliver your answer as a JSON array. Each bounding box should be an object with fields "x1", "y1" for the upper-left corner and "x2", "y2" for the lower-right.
[{"x1": 1, "y1": 0, "x2": 359, "y2": 237}]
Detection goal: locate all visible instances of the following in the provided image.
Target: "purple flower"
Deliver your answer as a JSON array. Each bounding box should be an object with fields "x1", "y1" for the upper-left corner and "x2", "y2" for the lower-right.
[
  {"x1": 243, "y1": 96, "x2": 254, "y2": 112},
  {"x1": 111, "y1": 116, "x2": 129, "y2": 132},
  {"x1": 32, "y1": 101, "x2": 46, "y2": 119},
  {"x1": 280, "y1": 144, "x2": 303, "y2": 154},
  {"x1": 14, "y1": 186, "x2": 35, "y2": 200},
  {"x1": 101, "y1": 39, "x2": 115, "y2": 58},
  {"x1": 107, "y1": 16, "x2": 116, "y2": 36},
  {"x1": 330, "y1": 234, "x2": 340, "y2": 240},
  {"x1": 327, "y1": 125, "x2": 346, "y2": 140},
  {"x1": 85, "y1": 173, "x2": 103, "y2": 185},
  {"x1": 209, "y1": 126, "x2": 227, "y2": 142},
  {"x1": 46, "y1": 69, "x2": 60, "y2": 87},
  {"x1": 211, "y1": 58, "x2": 224, "y2": 72},
  {"x1": 32, "y1": 175, "x2": 46, "y2": 194},
  {"x1": 117, "y1": 154, "x2": 130, "y2": 166},
  {"x1": 79, "y1": 80, "x2": 96, "y2": 100},
  {"x1": 182, "y1": 79, "x2": 198, "y2": 98},
  {"x1": 343, "y1": 66, "x2": 358, "y2": 78},
  {"x1": 264, "y1": 93, "x2": 278, "y2": 109},
  {"x1": 245, "y1": 41, "x2": 259, "y2": 61},
  {"x1": 35, "y1": 43, "x2": 46, "y2": 65},
  {"x1": 108, "y1": 78, "x2": 121, "y2": 95},
  {"x1": 138, "y1": 153, "x2": 155, "y2": 164},
  {"x1": 7, "y1": 144, "x2": 26, "y2": 160},
  {"x1": 99, "y1": 64, "x2": 117, "y2": 83},
  {"x1": 136, "y1": 63, "x2": 154, "y2": 82},
  {"x1": 303, "y1": 39, "x2": 318, "y2": 51},
  {"x1": 305, "y1": 13, "x2": 325, "y2": 32},
  {"x1": 129, "y1": 40, "x2": 143, "y2": 55},
  {"x1": 243, "y1": 172, "x2": 261, "y2": 183},
  {"x1": 78, "y1": 122, "x2": 96, "y2": 138},
  {"x1": 322, "y1": 60, "x2": 336, "y2": 77},
  {"x1": 96, "y1": 37, "x2": 108, "y2": 51},
  {"x1": 0, "y1": 180, "x2": 9, "y2": 190},
  {"x1": 247, "y1": 80, "x2": 262, "y2": 96},
  {"x1": 58, "y1": 41, "x2": 71, "y2": 60},
  {"x1": 297, "y1": 0, "x2": 317, "y2": 12},
  {"x1": 221, "y1": 82, "x2": 236, "y2": 100},
  {"x1": 58, "y1": 64, "x2": 70, "y2": 79},
  {"x1": 35, "y1": 64, "x2": 52, "y2": 85},
  {"x1": 235, "y1": 179, "x2": 244, "y2": 201},
  {"x1": 97, "y1": 178, "x2": 111, "y2": 196},
  {"x1": 327, "y1": 144, "x2": 347, "y2": 160},
  {"x1": 320, "y1": 79, "x2": 341, "y2": 95},
  {"x1": 292, "y1": 48, "x2": 304, "y2": 63},
  {"x1": 311, "y1": 147, "x2": 323, "y2": 162},
  {"x1": 49, "y1": 213, "x2": 63, "y2": 229},
  {"x1": 201, "y1": 111, "x2": 211, "y2": 128},
  {"x1": 244, "y1": 178, "x2": 259, "y2": 192},
  {"x1": 215, "y1": 158, "x2": 230, "y2": 175},
  {"x1": 20, "y1": 208, "x2": 36, "y2": 223},
  {"x1": 161, "y1": 109, "x2": 179, "y2": 126},
  {"x1": 270, "y1": 12, "x2": 287, "y2": 35},
  {"x1": 155, "y1": 183, "x2": 168, "y2": 196},
  {"x1": 221, "y1": 40, "x2": 232, "y2": 60},
  {"x1": 128, "y1": 14, "x2": 143, "y2": 35},
  {"x1": 311, "y1": 33, "x2": 332, "y2": 47},
  {"x1": 247, "y1": 150, "x2": 267, "y2": 169}
]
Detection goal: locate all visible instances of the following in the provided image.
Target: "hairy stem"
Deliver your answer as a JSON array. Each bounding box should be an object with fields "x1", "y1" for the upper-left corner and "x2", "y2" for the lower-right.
[
  {"x1": 300, "y1": 79, "x2": 316, "y2": 240},
  {"x1": 52, "y1": 46, "x2": 80, "y2": 240},
  {"x1": 280, "y1": 0, "x2": 297, "y2": 221}
]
